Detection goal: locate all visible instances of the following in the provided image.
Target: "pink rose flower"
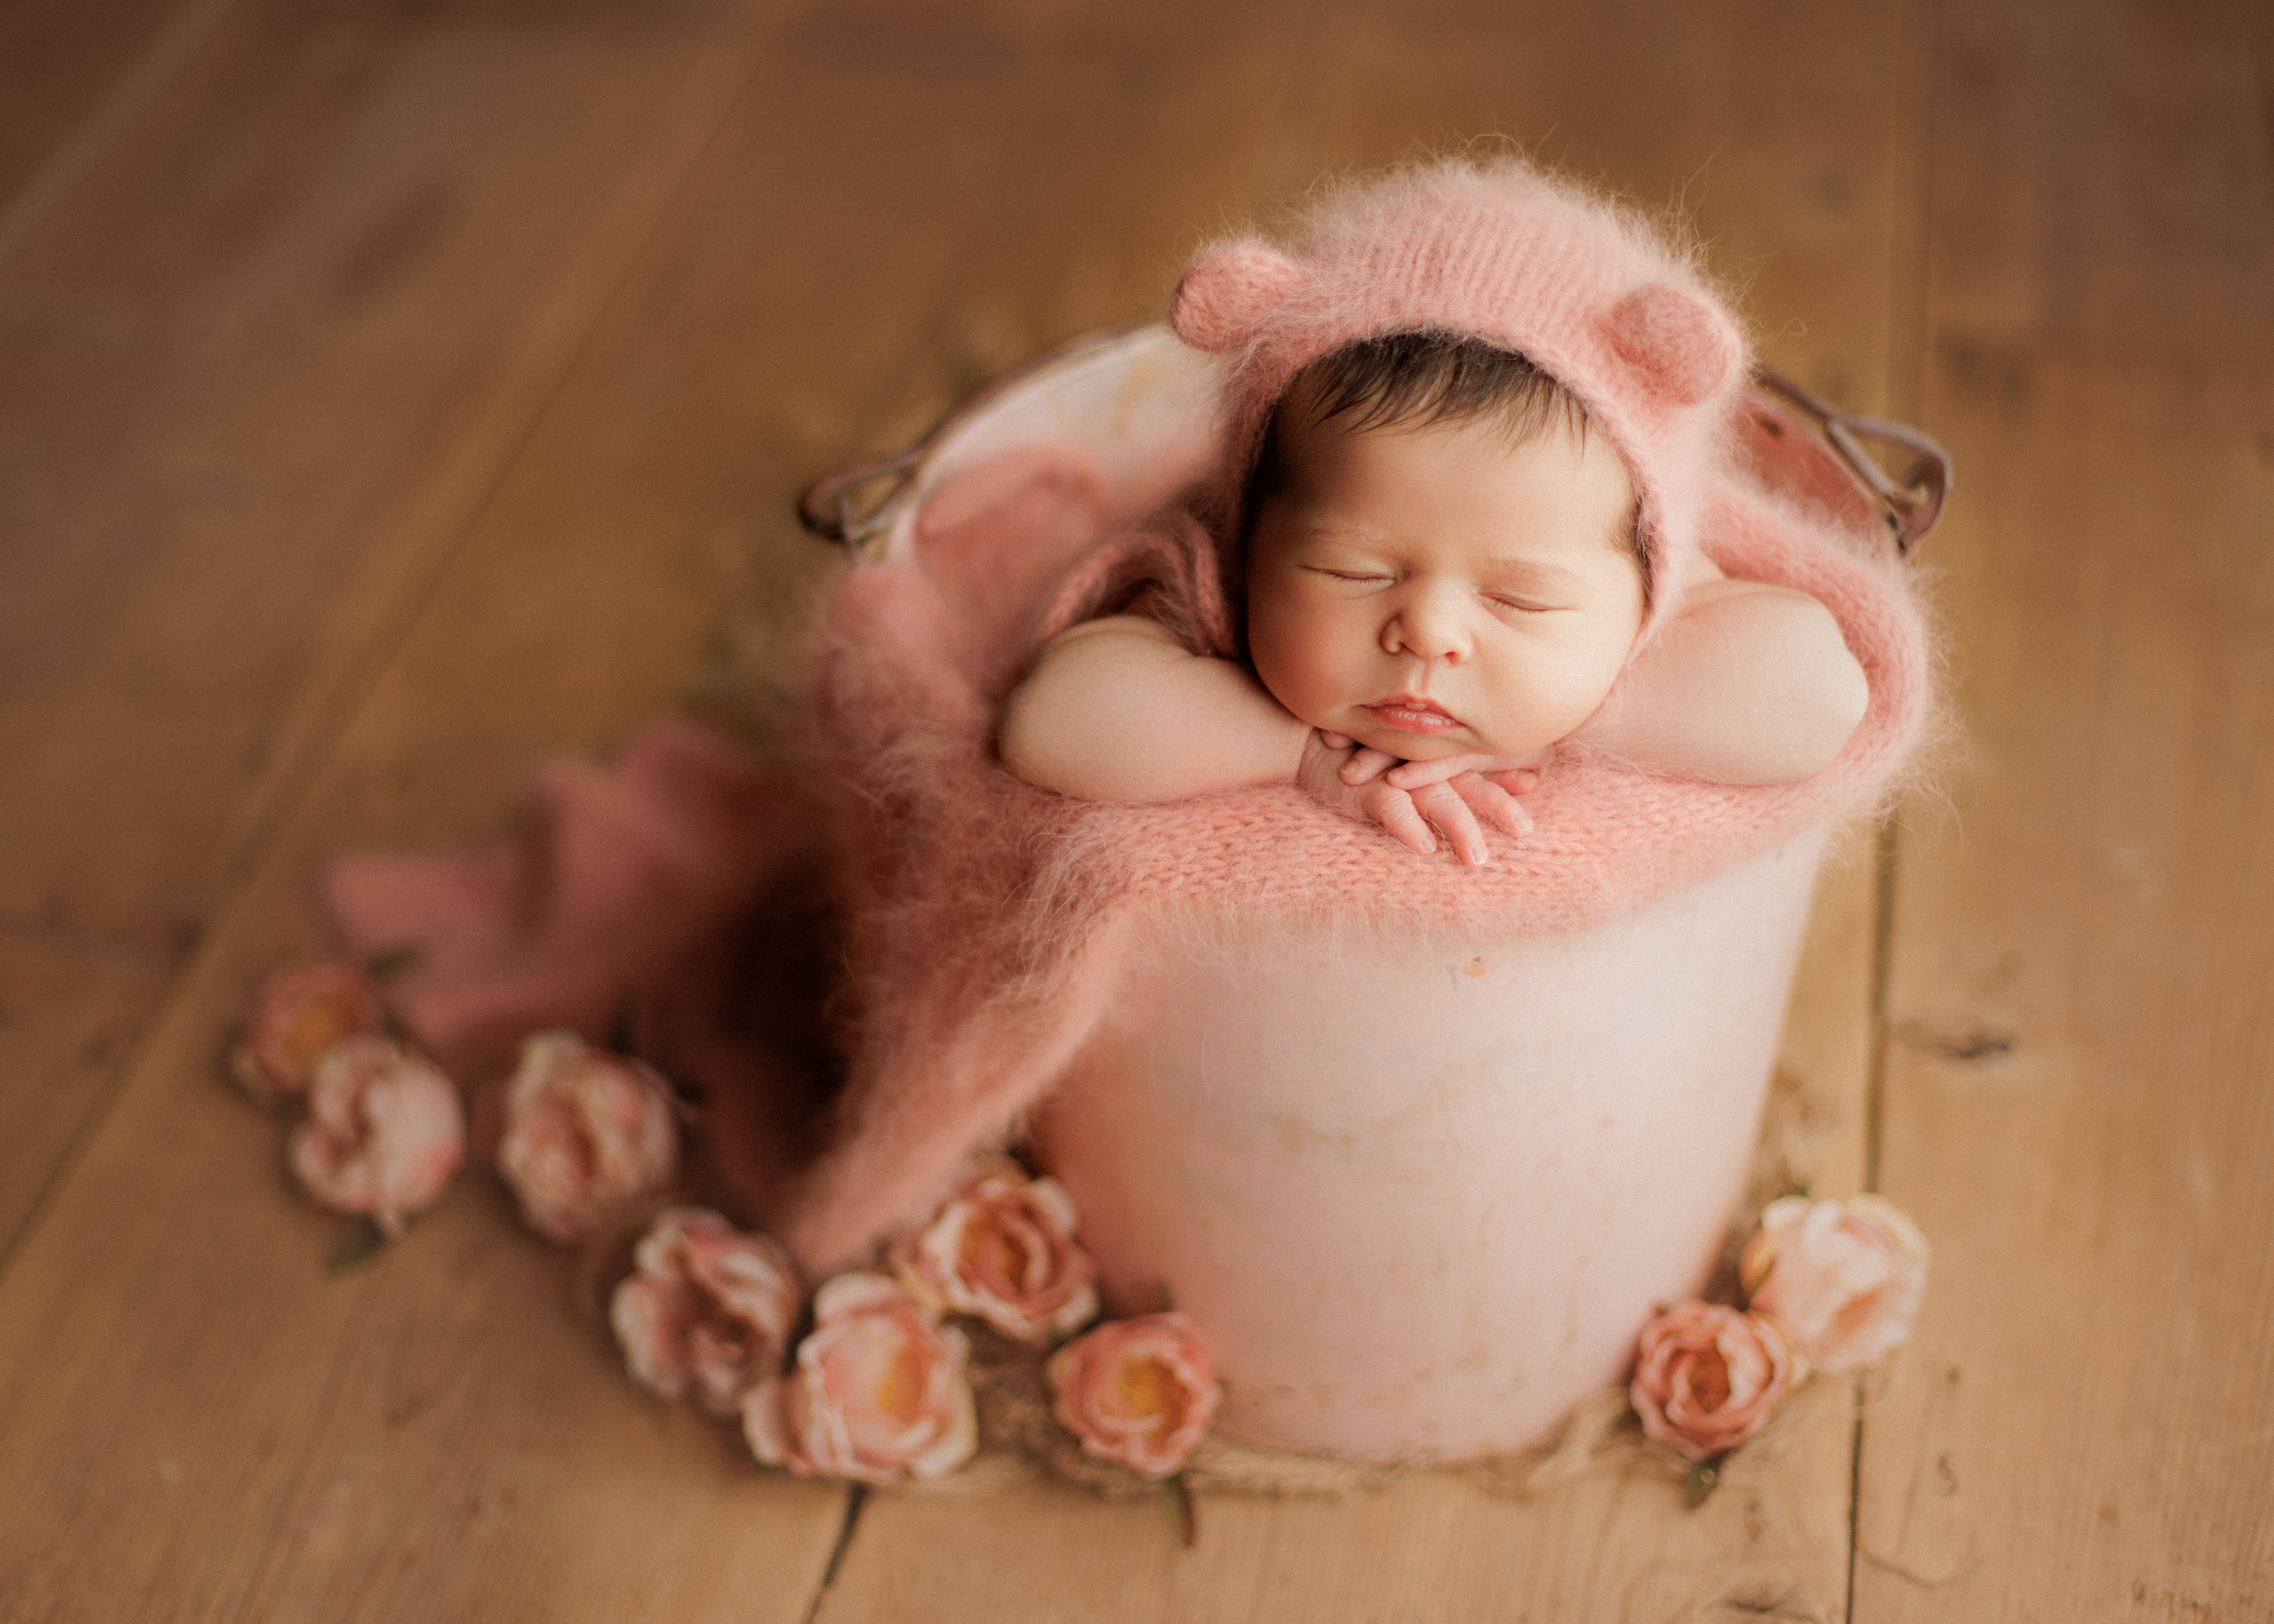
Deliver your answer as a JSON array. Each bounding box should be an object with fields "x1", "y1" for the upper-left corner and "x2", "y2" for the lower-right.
[
  {"x1": 1740, "y1": 1194, "x2": 1930, "y2": 1371},
  {"x1": 1630, "y1": 1300, "x2": 1796, "y2": 1462},
  {"x1": 496, "y1": 1030, "x2": 679, "y2": 1244},
  {"x1": 610, "y1": 1208, "x2": 802, "y2": 1417},
  {"x1": 898, "y1": 1163, "x2": 1100, "y2": 1343},
  {"x1": 743, "y1": 1273, "x2": 977, "y2": 1484},
  {"x1": 1045, "y1": 1312, "x2": 1220, "y2": 1478},
  {"x1": 231, "y1": 959, "x2": 387, "y2": 1107},
  {"x1": 286, "y1": 1036, "x2": 464, "y2": 1237}
]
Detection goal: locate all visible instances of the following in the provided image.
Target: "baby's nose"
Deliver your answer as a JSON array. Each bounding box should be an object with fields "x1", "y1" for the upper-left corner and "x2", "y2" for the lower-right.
[{"x1": 1384, "y1": 589, "x2": 1470, "y2": 661}]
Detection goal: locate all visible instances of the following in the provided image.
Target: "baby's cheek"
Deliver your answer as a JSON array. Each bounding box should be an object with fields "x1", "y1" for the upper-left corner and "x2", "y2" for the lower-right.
[
  {"x1": 1543, "y1": 626, "x2": 1642, "y2": 732},
  {"x1": 1481, "y1": 626, "x2": 1635, "y2": 751},
  {"x1": 1248, "y1": 599, "x2": 1348, "y2": 726}
]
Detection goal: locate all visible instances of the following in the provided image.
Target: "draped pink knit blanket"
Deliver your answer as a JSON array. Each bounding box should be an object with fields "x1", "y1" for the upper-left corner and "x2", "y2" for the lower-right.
[{"x1": 329, "y1": 442, "x2": 1929, "y2": 1277}]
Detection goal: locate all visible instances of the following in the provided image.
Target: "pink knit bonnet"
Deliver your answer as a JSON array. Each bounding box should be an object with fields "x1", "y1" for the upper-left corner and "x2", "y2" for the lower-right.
[{"x1": 1170, "y1": 158, "x2": 1752, "y2": 649}]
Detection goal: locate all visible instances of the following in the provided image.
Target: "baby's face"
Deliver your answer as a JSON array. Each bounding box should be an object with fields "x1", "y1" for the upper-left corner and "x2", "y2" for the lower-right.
[{"x1": 1246, "y1": 410, "x2": 1645, "y2": 762}]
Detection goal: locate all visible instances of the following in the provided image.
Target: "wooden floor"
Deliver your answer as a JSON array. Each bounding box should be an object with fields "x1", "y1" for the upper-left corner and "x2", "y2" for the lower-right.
[{"x1": 3, "y1": 1, "x2": 2269, "y2": 1617}]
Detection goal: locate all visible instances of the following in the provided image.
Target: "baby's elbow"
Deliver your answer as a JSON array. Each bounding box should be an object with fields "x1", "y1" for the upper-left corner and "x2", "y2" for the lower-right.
[
  {"x1": 1759, "y1": 612, "x2": 1870, "y2": 783},
  {"x1": 1793, "y1": 639, "x2": 1870, "y2": 777},
  {"x1": 996, "y1": 683, "x2": 1146, "y2": 801},
  {"x1": 996, "y1": 685, "x2": 1082, "y2": 795},
  {"x1": 1674, "y1": 596, "x2": 1871, "y2": 785}
]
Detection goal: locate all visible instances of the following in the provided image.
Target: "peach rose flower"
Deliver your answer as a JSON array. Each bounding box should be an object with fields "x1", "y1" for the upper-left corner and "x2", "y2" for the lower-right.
[
  {"x1": 1045, "y1": 1312, "x2": 1220, "y2": 1478},
  {"x1": 1630, "y1": 1300, "x2": 1796, "y2": 1462},
  {"x1": 231, "y1": 959, "x2": 388, "y2": 1107},
  {"x1": 1740, "y1": 1194, "x2": 1930, "y2": 1371},
  {"x1": 897, "y1": 1163, "x2": 1099, "y2": 1343},
  {"x1": 743, "y1": 1273, "x2": 977, "y2": 1484},
  {"x1": 496, "y1": 1030, "x2": 679, "y2": 1244},
  {"x1": 611, "y1": 1208, "x2": 802, "y2": 1418},
  {"x1": 287, "y1": 1036, "x2": 464, "y2": 1237}
]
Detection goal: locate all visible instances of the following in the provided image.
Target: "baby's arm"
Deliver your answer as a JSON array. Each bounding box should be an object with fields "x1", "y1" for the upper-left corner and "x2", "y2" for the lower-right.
[
  {"x1": 998, "y1": 616, "x2": 1528, "y2": 863},
  {"x1": 1579, "y1": 572, "x2": 1870, "y2": 784},
  {"x1": 997, "y1": 615, "x2": 1309, "y2": 802}
]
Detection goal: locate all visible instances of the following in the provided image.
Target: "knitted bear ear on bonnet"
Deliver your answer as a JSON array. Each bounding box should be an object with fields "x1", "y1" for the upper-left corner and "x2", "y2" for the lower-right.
[
  {"x1": 1169, "y1": 241, "x2": 1303, "y2": 354},
  {"x1": 1168, "y1": 159, "x2": 1759, "y2": 653},
  {"x1": 1598, "y1": 282, "x2": 1744, "y2": 409}
]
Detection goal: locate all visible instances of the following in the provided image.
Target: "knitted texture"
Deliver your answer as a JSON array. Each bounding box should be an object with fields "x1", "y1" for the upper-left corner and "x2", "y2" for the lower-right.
[
  {"x1": 327, "y1": 718, "x2": 800, "y2": 1078},
  {"x1": 321, "y1": 162, "x2": 1929, "y2": 1286},
  {"x1": 770, "y1": 445, "x2": 1929, "y2": 1276},
  {"x1": 1170, "y1": 158, "x2": 1747, "y2": 650}
]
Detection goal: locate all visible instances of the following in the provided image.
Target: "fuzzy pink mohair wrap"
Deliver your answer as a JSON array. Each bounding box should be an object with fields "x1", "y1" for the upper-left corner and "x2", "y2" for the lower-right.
[
  {"x1": 325, "y1": 452, "x2": 1927, "y2": 1278},
  {"x1": 1173, "y1": 158, "x2": 1748, "y2": 650},
  {"x1": 769, "y1": 438, "x2": 1928, "y2": 1275},
  {"x1": 324, "y1": 166, "x2": 1931, "y2": 1281}
]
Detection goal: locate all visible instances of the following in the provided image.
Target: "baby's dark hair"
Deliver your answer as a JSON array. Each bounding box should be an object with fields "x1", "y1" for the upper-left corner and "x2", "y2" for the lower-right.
[
  {"x1": 1243, "y1": 330, "x2": 1646, "y2": 592},
  {"x1": 1282, "y1": 331, "x2": 1589, "y2": 446}
]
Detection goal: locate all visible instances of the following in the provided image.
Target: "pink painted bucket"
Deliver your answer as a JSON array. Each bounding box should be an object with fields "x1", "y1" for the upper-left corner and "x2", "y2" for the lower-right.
[{"x1": 803, "y1": 325, "x2": 1941, "y2": 1462}]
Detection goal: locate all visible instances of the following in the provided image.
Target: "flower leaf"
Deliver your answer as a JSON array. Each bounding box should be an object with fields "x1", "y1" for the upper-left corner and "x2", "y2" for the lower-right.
[
  {"x1": 1159, "y1": 1473, "x2": 1198, "y2": 1548},
  {"x1": 1682, "y1": 1454, "x2": 1725, "y2": 1508},
  {"x1": 325, "y1": 1218, "x2": 389, "y2": 1275}
]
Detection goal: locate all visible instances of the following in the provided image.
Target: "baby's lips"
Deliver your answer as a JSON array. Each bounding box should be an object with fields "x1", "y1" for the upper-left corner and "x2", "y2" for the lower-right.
[{"x1": 1361, "y1": 698, "x2": 1466, "y2": 735}]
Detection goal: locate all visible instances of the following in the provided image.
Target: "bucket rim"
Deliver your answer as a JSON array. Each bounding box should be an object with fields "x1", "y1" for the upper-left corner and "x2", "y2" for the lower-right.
[{"x1": 795, "y1": 323, "x2": 1954, "y2": 560}]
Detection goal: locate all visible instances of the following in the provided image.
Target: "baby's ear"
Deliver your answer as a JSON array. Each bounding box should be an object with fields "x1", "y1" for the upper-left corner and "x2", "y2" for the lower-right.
[
  {"x1": 1599, "y1": 283, "x2": 1745, "y2": 408},
  {"x1": 1169, "y1": 242, "x2": 1302, "y2": 353}
]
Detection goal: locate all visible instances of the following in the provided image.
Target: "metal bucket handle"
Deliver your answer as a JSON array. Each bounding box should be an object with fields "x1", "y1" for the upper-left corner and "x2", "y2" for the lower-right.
[
  {"x1": 795, "y1": 324, "x2": 1154, "y2": 550},
  {"x1": 796, "y1": 347, "x2": 1955, "y2": 558},
  {"x1": 1752, "y1": 370, "x2": 1952, "y2": 556},
  {"x1": 796, "y1": 448, "x2": 923, "y2": 550}
]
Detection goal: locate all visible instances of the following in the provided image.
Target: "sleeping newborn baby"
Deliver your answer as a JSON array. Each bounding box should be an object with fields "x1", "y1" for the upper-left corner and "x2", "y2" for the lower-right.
[{"x1": 998, "y1": 324, "x2": 1869, "y2": 864}]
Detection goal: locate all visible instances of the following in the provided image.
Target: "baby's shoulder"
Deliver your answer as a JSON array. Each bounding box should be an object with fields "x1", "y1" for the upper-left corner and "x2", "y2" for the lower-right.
[{"x1": 1040, "y1": 609, "x2": 1184, "y2": 654}]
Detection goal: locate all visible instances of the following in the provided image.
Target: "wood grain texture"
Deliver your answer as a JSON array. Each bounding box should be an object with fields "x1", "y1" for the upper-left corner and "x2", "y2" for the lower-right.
[
  {"x1": 0, "y1": 0, "x2": 783, "y2": 952},
  {"x1": 1855, "y1": 0, "x2": 2274, "y2": 1616},
  {"x1": 0, "y1": 891, "x2": 849, "y2": 1623},
  {"x1": 0, "y1": 0, "x2": 225, "y2": 240},
  {"x1": 0, "y1": 2, "x2": 1332, "y2": 1617},
  {"x1": 9, "y1": 0, "x2": 2264, "y2": 1616},
  {"x1": 0, "y1": 935, "x2": 170, "y2": 1259},
  {"x1": 817, "y1": 1384, "x2": 1858, "y2": 1624},
  {"x1": 0, "y1": 0, "x2": 787, "y2": 1267}
]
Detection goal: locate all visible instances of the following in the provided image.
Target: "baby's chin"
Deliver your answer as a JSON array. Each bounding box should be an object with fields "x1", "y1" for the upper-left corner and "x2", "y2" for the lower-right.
[
  {"x1": 1331, "y1": 716, "x2": 1561, "y2": 763},
  {"x1": 1360, "y1": 733, "x2": 1474, "y2": 760},
  {"x1": 1330, "y1": 719, "x2": 1489, "y2": 761}
]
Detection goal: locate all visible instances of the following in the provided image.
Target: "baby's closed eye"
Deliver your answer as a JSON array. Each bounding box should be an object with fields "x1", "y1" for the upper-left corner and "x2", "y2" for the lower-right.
[{"x1": 1483, "y1": 591, "x2": 1569, "y2": 614}]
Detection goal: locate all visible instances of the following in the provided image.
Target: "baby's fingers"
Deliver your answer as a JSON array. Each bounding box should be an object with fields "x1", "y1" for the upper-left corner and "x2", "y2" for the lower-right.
[
  {"x1": 1338, "y1": 746, "x2": 1401, "y2": 785},
  {"x1": 1384, "y1": 753, "x2": 1492, "y2": 790},
  {"x1": 1410, "y1": 782, "x2": 1490, "y2": 867},
  {"x1": 1451, "y1": 772, "x2": 1534, "y2": 839},
  {"x1": 1358, "y1": 785, "x2": 1438, "y2": 856}
]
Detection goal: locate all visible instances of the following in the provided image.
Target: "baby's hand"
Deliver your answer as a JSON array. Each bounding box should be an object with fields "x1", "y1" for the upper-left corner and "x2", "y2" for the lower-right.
[
  {"x1": 1337, "y1": 744, "x2": 1553, "y2": 801},
  {"x1": 1300, "y1": 732, "x2": 1533, "y2": 867}
]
